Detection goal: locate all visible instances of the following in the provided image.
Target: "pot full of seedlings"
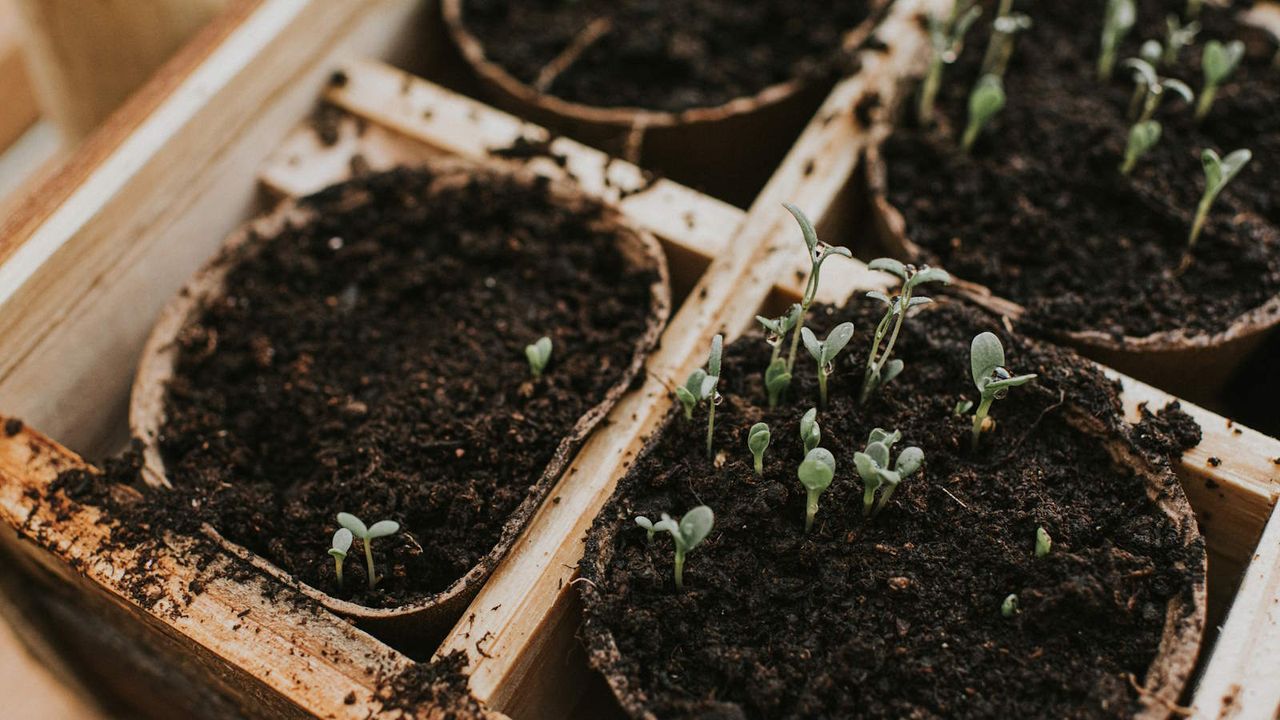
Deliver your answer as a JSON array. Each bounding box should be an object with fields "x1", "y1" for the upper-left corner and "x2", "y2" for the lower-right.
[
  {"x1": 578, "y1": 286, "x2": 1206, "y2": 720},
  {"x1": 442, "y1": 0, "x2": 888, "y2": 204},
  {"x1": 862, "y1": 0, "x2": 1280, "y2": 404},
  {"x1": 127, "y1": 158, "x2": 670, "y2": 646}
]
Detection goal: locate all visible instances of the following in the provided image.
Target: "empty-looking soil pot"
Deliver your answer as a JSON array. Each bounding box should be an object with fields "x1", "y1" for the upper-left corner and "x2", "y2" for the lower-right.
[
  {"x1": 444, "y1": 0, "x2": 886, "y2": 205},
  {"x1": 863, "y1": 0, "x2": 1280, "y2": 404},
  {"x1": 131, "y1": 159, "x2": 670, "y2": 645},
  {"x1": 580, "y1": 299, "x2": 1205, "y2": 719}
]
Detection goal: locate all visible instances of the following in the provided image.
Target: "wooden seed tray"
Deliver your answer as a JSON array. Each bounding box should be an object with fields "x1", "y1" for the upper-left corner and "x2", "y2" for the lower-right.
[{"x1": 0, "y1": 0, "x2": 1276, "y2": 718}]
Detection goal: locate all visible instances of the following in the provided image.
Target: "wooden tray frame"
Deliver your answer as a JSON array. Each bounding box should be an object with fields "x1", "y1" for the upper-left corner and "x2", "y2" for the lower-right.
[{"x1": 0, "y1": 0, "x2": 1276, "y2": 718}]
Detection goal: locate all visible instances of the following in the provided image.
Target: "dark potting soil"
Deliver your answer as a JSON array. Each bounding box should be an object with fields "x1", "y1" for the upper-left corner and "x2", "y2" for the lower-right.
[
  {"x1": 58, "y1": 166, "x2": 657, "y2": 610},
  {"x1": 581, "y1": 299, "x2": 1203, "y2": 719},
  {"x1": 463, "y1": 0, "x2": 875, "y2": 112},
  {"x1": 880, "y1": 0, "x2": 1280, "y2": 338}
]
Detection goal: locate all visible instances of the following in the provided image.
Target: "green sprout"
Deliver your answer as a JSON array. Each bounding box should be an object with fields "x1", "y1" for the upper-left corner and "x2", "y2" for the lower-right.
[
  {"x1": 1160, "y1": 15, "x2": 1200, "y2": 67},
  {"x1": 861, "y1": 260, "x2": 951, "y2": 404},
  {"x1": 853, "y1": 428, "x2": 924, "y2": 518},
  {"x1": 1035, "y1": 526, "x2": 1052, "y2": 557},
  {"x1": 980, "y1": 12, "x2": 1033, "y2": 79},
  {"x1": 328, "y1": 528, "x2": 353, "y2": 590},
  {"x1": 645, "y1": 506, "x2": 715, "y2": 590},
  {"x1": 963, "y1": 332, "x2": 1037, "y2": 451},
  {"x1": 336, "y1": 512, "x2": 401, "y2": 590},
  {"x1": 635, "y1": 516, "x2": 658, "y2": 542},
  {"x1": 756, "y1": 304, "x2": 801, "y2": 407},
  {"x1": 780, "y1": 204, "x2": 853, "y2": 399},
  {"x1": 525, "y1": 336, "x2": 553, "y2": 379},
  {"x1": 675, "y1": 335, "x2": 723, "y2": 458},
  {"x1": 800, "y1": 407, "x2": 821, "y2": 454},
  {"x1": 748, "y1": 422, "x2": 771, "y2": 475},
  {"x1": 961, "y1": 75, "x2": 1006, "y2": 154},
  {"x1": 1098, "y1": 0, "x2": 1136, "y2": 81},
  {"x1": 798, "y1": 448, "x2": 836, "y2": 532},
  {"x1": 801, "y1": 322, "x2": 855, "y2": 407},
  {"x1": 1196, "y1": 40, "x2": 1245, "y2": 121},
  {"x1": 919, "y1": 0, "x2": 983, "y2": 124},
  {"x1": 1001, "y1": 593, "x2": 1020, "y2": 617},
  {"x1": 1183, "y1": 148, "x2": 1252, "y2": 270},
  {"x1": 1139, "y1": 39, "x2": 1163, "y2": 66},
  {"x1": 1119, "y1": 58, "x2": 1193, "y2": 174}
]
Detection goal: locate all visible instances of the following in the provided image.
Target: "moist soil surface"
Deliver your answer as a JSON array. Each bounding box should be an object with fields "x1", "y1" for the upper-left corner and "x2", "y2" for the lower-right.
[
  {"x1": 881, "y1": 0, "x2": 1280, "y2": 338},
  {"x1": 581, "y1": 299, "x2": 1203, "y2": 719},
  {"x1": 463, "y1": 0, "x2": 874, "y2": 112},
  {"x1": 111, "y1": 166, "x2": 654, "y2": 608}
]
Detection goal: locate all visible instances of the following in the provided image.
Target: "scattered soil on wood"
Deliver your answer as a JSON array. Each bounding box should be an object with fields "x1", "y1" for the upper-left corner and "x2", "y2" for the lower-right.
[
  {"x1": 464, "y1": 0, "x2": 874, "y2": 112},
  {"x1": 880, "y1": 0, "x2": 1280, "y2": 338},
  {"x1": 377, "y1": 650, "x2": 487, "y2": 719},
  {"x1": 56, "y1": 166, "x2": 656, "y2": 610},
  {"x1": 581, "y1": 299, "x2": 1202, "y2": 719}
]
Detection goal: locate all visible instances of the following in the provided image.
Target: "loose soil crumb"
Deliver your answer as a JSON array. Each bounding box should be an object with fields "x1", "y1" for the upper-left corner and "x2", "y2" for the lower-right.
[
  {"x1": 881, "y1": 0, "x2": 1280, "y2": 338},
  {"x1": 581, "y1": 300, "x2": 1203, "y2": 719},
  {"x1": 465, "y1": 0, "x2": 874, "y2": 112},
  {"x1": 376, "y1": 650, "x2": 486, "y2": 720}
]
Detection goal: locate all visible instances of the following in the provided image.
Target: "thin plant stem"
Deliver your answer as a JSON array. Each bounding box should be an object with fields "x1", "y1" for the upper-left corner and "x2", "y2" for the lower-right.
[
  {"x1": 363, "y1": 539, "x2": 377, "y2": 590},
  {"x1": 673, "y1": 548, "x2": 686, "y2": 590},
  {"x1": 971, "y1": 395, "x2": 994, "y2": 450}
]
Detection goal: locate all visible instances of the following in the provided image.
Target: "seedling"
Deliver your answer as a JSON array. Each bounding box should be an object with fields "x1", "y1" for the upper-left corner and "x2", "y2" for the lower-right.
[
  {"x1": 328, "y1": 528, "x2": 353, "y2": 590},
  {"x1": 961, "y1": 75, "x2": 1006, "y2": 154},
  {"x1": 1183, "y1": 148, "x2": 1252, "y2": 270},
  {"x1": 645, "y1": 506, "x2": 715, "y2": 590},
  {"x1": 853, "y1": 428, "x2": 924, "y2": 518},
  {"x1": 1035, "y1": 526, "x2": 1052, "y2": 557},
  {"x1": 780, "y1": 204, "x2": 853, "y2": 397},
  {"x1": 525, "y1": 336, "x2": 553, "y2": 379},
  {"x1": 756, "y1": 304, "x2": 801, "y2": 407},
  {"x1": 1098, "y1": 0, "x2": 1136, "y2": 80},
  {"x1": 1119, "y1": 59, "x2": 1193, "y2": 174},
  {"x1": 1001, "y1": 593, "x2": 1020, "y2": 617},
  {"x1": 800, "y1": 407, "x2": 821, "y2": 454},
  {"x1": 1162, "y1": 15, "x2": 1200, "y2": 67},
  {"x1": 1196, "y1": 40, "x2": 1244, "y2": 120},
  {"x1": 965, "y1": 332, "x2": 1037, "y2": 451},
  {"x1": 635, "y1": 516, "x2": 657, "y2": 542},
  {"x1": 798, "y1": 448, "x2": 836, "y2": 532},
  {"x1": 675, "y1": 335, "x2": 723, "y2": 458},
  {"x1": 801, "y1": 322, "x2": 855, "y2": 406},
  {"x1": 1139, "y1": 40, "x2": 1163, "y2": 67},
  {"x1": 336, "y1": 512, "x2": 401, "y2": 590},
  {"x1": 980, "y1": 13, "x2": 1033, "y2": 79},
  {"x1": 748, "y1": 422, "x2": 771, "y2": 475},
  {"x1": 919, "y1": 0, "x2": 982, "y2": 124},
  {"x1": 861, "y1": 259, "x2": 950, "y2": 404}
]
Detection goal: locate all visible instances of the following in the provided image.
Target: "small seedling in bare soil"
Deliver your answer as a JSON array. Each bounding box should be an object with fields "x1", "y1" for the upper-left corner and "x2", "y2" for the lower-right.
[
  {"x1": 1162, "y1": 15, "x2": 1200, "y2": 67},
  {"x1": 1119, "y1": 58, "x2": 1194, "y2": 174},
  {"x1": 1183, "y1": 148, "x2": 1253, "y2": 270},
  {"x1": 676, "y1": 335, "x2": 723, "y2": 458},
  {"x1": 853, "y1": 428, "x2": 924, "y2": 518},
  {"x1": 1098, "y1": 0, "x2": 1136, "y2": 80},
  {"x1": 801, "y1": 322, "x2": 855, "y2": 407},
  {"x1": 328, "y1": 528, "x2": 353, "y2": 590},
  {"x1": 757, "y1": 304, "x2": 801, "y2": 407},
  {"x1": 962, "y1": 75, "x2": 1006, "y2": 154},
  {"x1": 800, "y1": 407, "x2": 822, "y2": 454},
  {"x1": 1035, "y1": 526, "x2": 1052, "y2": 557},
  {"x1": 635, "y1": 516, "x2": 658, "y2": 542},
  {"x1": 645, "y1": 506, "x2": 714, "y2": 590},
  {"x1": 748, "y1": 422, "x2": 771, "y2": 475},
  {"x1": 798, "y1": 447, "x2": 836, "y2": 532},
  {"x1": 525, "y1": 336, "x2": 553, "y2": 379},
  {"x1": 963, "y1": 332, "x2": 1037, "y2": 451},
  {"x1": 861, "y1": 259, "x2": 951, "y2": 404},
  {"x1": 780, "y1": 204, "x2": 853, "y2": 403},
  {"x1": 1001, "y1": 593, "x2": 1020, "y2": 617},
  {"x1": 1197, "y1": 40, "x2": 1245, "y2": 120},
  {"x1": 919, "y1": 0, "x2": 983, "y2": 124},
  {"x1": 336, "y1": 512, "x2": 401, "y2": 590},
  {"x1": 980, "y1": 12, "x2": 1033, "y2": 79}
]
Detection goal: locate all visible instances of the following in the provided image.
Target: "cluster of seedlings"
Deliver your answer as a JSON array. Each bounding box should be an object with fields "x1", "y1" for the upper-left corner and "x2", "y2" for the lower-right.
[
  {"x1": 319, "y1": 333, "x2": 560, "y2": 592},
  {"x1": 918, "y1": 0, "x2": 1259, "y2": 269},
  {"x1": 642, "y1": 208, "x2": 1039, "y2": 592}
]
